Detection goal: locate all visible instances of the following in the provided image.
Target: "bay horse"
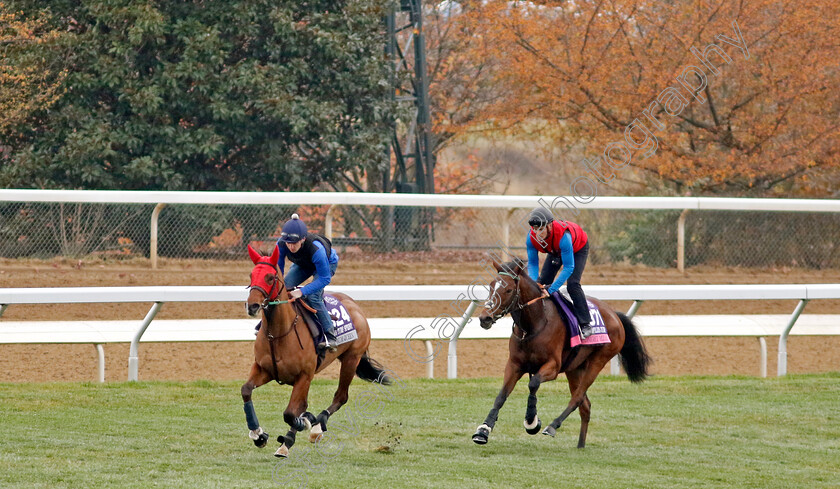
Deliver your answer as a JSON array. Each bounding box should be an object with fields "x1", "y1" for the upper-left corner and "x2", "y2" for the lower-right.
[
  {"x1": 472, "y1": 260, "x2": 651, "y2": 448},
  {"x1": 241, "y1": 244, "x2": 392, "y2": 458}
]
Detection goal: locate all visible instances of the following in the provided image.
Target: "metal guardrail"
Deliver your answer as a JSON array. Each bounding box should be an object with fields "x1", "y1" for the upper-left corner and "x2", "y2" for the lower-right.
[{"x1": 2, "y1": 284, "x2": 839, "y2": 379}]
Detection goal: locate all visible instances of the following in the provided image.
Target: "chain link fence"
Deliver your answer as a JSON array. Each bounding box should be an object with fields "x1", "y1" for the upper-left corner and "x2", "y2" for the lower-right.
[{"x1": 1, "y1": 200, "x2": 839, "y2": 268}]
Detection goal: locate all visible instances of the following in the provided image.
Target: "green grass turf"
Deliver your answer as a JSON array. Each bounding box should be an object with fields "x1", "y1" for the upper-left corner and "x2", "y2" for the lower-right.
[{"x1": 1, "y1": 374, "x2": 838, "y2": 488}]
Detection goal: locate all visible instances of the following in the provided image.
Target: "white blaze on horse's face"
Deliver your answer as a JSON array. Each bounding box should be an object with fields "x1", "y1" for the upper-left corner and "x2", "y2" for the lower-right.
[
  {"x1": 484, "y1": 276, "x2": 514, "y2": 316},
  {"x1": 486, "y1": 279, "x2": 502, "y2": 310}
]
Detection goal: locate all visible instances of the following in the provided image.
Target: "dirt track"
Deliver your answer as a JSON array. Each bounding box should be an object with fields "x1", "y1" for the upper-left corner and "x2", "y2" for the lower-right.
[{"x1": 1, "y1": 253, "x2": 839, "y2": 382}]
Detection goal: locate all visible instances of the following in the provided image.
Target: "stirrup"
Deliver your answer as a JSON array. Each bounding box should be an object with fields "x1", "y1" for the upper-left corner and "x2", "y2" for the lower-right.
[
  {"x1": 318, "y1": 332, "x2": 337, "y2": 352},
  {"x1": 579, "y1": 323, "x2": 593, "y2": 341}
]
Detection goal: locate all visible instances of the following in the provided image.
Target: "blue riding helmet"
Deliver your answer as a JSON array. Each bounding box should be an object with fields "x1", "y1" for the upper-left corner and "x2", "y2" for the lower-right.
[{"x1": 280, "y1": 214, "x2": 308, "y2": 243}]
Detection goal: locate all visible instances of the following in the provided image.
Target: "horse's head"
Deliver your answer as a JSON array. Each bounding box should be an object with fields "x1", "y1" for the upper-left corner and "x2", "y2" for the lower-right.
[
  {"x1": 246, "y1": 244, "x2": 283, "y2": 317},
  {"x1": 478, "y1": 259, "x2": 526, "y2": 329}
]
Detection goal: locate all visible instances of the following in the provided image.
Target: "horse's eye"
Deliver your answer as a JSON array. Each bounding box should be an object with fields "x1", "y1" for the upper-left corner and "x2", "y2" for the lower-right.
[
  {"x1": 506, "y1": 289, "x2": 513, "y2": 293},
  {"x1": 265, "y1": 274, "x2": 275, "y2": 284}
]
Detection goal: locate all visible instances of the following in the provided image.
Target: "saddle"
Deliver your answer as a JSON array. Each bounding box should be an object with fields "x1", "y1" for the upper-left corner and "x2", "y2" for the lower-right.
[
  {"x1": 548, "y1": 290, "x2": 611, "y2": 348},
  {"x1": 293, "y1": 300, "x2": 323, "y2": 344}
]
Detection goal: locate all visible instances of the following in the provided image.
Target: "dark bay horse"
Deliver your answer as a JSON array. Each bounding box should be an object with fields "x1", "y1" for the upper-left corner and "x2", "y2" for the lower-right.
[
  {"x1": 242, "y1": 245, "x2": 392, "y2": 458},
  {"x1": 472, "y1": 260, "x2": 651, "y2": 448}
]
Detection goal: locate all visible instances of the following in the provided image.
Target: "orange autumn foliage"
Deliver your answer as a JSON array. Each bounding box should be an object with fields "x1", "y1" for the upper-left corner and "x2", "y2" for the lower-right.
[
  {"x1": 0, "y1": 3, "x2": 67, "y2": 135},
  {"x1": 435, "y1": 0, "x2": 840, "y2": 196}
]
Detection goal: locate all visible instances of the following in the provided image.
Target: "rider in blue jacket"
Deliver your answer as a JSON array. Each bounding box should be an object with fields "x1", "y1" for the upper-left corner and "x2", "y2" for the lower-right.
[{"x1": 275, "y1": 214, "x2": 339, "y2": 351}]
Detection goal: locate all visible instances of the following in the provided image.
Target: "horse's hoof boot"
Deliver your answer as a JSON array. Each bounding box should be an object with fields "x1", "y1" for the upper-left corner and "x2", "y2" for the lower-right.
[
  {"x1": 254, "y1": 432, "x2": 269, "y2": 448},
  {"x1": 472, "y1": 426, "x2": 491, "y2": 445},
  {"x1": 525, "y1": 417, "x2": 542, "y2": 435}
]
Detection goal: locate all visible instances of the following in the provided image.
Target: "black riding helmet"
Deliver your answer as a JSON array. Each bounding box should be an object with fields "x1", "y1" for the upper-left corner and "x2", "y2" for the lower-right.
[{"x1": 527, "y1": 207, "x2": 555, "y2": 228}]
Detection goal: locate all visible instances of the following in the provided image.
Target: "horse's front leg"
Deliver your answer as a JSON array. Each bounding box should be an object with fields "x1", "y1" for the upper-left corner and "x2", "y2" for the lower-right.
[
  {"x1": 275, "y1": 375, "x2": 312, "y2": 458},
  {"x1": 310, "y1": 354, "x2": 361, "y2": 443},
  {"x1": 472, "y1": 361, "x2": 523, "y2": 445},
  {"x1": 241, "y1": 363, "x2": 272, "y2": 448},
  {"x1": 524, "y1": 364, "x2": 559, "y2": 435}
]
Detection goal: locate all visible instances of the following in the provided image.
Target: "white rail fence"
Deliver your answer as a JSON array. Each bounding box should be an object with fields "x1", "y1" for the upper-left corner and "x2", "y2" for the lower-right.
[
  {"x1": 3, "y1": 190, "x2": 840, "y2": 270},
  {"x1": 2, "y1": 284, "x2": 839, "y2": 381}
]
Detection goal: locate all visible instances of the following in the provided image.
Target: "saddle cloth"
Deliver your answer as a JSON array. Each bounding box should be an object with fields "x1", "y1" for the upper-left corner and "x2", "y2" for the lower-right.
[
  {"x1": 297, "y1": 294, "x2": 358, "y2": 347},
  {"x1": 549, "y1": 289, "x2": 611, "y2": 348}
]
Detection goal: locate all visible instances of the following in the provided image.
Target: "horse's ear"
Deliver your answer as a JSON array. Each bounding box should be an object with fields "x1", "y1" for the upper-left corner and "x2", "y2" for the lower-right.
[
  {"x1": 269, "y1": 244, "x2": 280, "y2": 265},
  {"x1": 492, "y1": 260, "x2": 503, "y2": 272},
  {"x1": 247, "y1": 244, "x2": 262, "y2": 264},
  {"x1": 514, "y1": 257, "x2": 526, "y2": 274}
]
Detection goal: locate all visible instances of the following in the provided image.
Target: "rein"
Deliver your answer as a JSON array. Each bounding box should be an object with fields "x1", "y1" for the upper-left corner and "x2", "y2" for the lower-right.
[{"x1": 491, "y1": 271, "x2": 549, "y2": 341}]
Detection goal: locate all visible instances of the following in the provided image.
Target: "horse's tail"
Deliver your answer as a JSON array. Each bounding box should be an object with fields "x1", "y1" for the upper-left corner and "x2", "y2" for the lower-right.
[
  {"x1": 617, "y1": 312, "x2": 652, "y2": 383},
  {"x1": 355, "y1": 353, "x2": 393, "y2": 385}
]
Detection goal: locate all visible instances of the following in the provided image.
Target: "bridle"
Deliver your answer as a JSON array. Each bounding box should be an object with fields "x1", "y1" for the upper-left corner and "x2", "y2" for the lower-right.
[
  {"x1": 484, "y1": 270, "x2": 549, "y2": 325},
  {"x1": 249, "y1": 260, "x2": 286, "y2": 309}
]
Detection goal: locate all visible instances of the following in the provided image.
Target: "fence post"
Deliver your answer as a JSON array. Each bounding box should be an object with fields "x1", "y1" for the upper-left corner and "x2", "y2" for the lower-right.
[
  {"x1": 325, "y1": 204, "x2": 336, "y2": 239},
  {"x1": 128, "y1": 302, "x2": 162, "y2": 381},
  {"x1": 448, "y1": 301, "x2": 479, "y2": 379},
  {"x1": 95, "y1": 344, "x2": 105, "y2": 383},
  {"x1": 150, "y1": 203, "x2": 167, "y2": 269},
  {"x1": 778, "y1": 299, "x2": 808, "y2": 376},
  {"x1": 677, "y1": 209, "x2": 689, "y2": 273}
]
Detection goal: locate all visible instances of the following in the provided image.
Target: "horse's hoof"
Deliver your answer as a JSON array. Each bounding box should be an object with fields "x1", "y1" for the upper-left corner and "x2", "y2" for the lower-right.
[
  {"x1": 472, "y1": 424, "x2": 491, "y2": 445},
  {"x1": 524, "y1": 417, "x2": 542, "y2": 435},
  {"x1": 309, "y1": 423, "x2": 324, "y2": 444},
  {"x1": 253, "y1": 432, "x2": 269, "y2": 448},
  {"x1": 542, "y1": 426, "x2": 556, "y2": 438},
  {"x1": 274, "y1": 444, "x2": 289, "y2": 458}
]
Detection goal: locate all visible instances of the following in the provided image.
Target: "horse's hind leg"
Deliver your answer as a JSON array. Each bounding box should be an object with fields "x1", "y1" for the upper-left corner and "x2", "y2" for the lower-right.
[
  {"x1": 473, "y1": 360, "x2": 523, "y2": 445},
  {"x1": 310, "y1": 354, "x2": 361, "y2": 444},
  {"x1": 543, "y1": 356, "x2": 607, "y2": 442},
  {"x1": 563, "y1": 368, "x2": 591, "y2": 448},
  {"x1": 241, "y1": 363, "x2": 272, "y2": 448}
]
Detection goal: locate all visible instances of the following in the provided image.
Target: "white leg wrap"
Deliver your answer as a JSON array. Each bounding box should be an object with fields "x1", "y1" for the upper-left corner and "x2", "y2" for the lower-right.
[
  {"x1": 524, "y1": 417, "x2": 539, "y2": 430},
  {"x1": 248, "y1": 427, "x2": 264, "y2": 440},
  {"x1": 477, "y1": 424, "x2": 492, "y2": 433}
]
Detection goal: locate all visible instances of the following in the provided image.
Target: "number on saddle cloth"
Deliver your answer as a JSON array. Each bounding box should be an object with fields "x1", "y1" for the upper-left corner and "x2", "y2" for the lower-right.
[
  {"x1": 323, "y1": 295, "x2": 358, "y2": 346},
  {"x1": 547, "y1": 291, "x2": 610, "y2": 347}
]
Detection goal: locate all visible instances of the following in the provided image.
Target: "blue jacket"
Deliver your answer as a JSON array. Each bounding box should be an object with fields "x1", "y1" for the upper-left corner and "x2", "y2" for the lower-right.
[
  {"x1": 276, "y1": 240, "x2": 339, "y2": 296},
  {"x1": 526, "y1": 231, "x2": 574, "y2": 294}
]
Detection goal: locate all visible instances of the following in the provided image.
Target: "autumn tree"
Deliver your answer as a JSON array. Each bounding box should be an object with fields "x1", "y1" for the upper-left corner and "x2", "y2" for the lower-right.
[
  {"x1": 438, "y1": 0, "x2": 840, "y2": 197},
  {"x1": 0, "y1": 3, "x2": 67, "y2": 137}
]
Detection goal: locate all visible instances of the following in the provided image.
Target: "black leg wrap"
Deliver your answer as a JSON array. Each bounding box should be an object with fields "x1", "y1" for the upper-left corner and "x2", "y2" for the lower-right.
[
  {"x1": 316, "y1": 409, "x2": 330, "y2": 431},
  {"x1": 278, "y1": 430, "x2": 297, "y2": 448}
]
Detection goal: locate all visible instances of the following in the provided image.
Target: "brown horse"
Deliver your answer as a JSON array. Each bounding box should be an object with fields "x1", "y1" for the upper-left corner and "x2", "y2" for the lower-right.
[
  {"x1": 472, "y1": 260, "x2": 651, "y2": 448},
  {"x1": 241, "y1": 244, "x2": 392, "y2": 458}
]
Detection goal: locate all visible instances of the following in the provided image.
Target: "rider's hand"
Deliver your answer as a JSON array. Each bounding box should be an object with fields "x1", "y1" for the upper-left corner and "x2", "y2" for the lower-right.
[{"x1": 289, "y1": 288, "x2": 303, "y2": 301}]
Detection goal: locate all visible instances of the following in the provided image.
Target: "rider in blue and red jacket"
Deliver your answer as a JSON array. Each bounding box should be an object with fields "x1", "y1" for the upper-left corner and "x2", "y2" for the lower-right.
[
  {"x1": 275, "y1": 214, "x2": 339, "y2": 351},
  {"x1": 525, "y1": 207, "x2": 593, "y2": 339}
]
